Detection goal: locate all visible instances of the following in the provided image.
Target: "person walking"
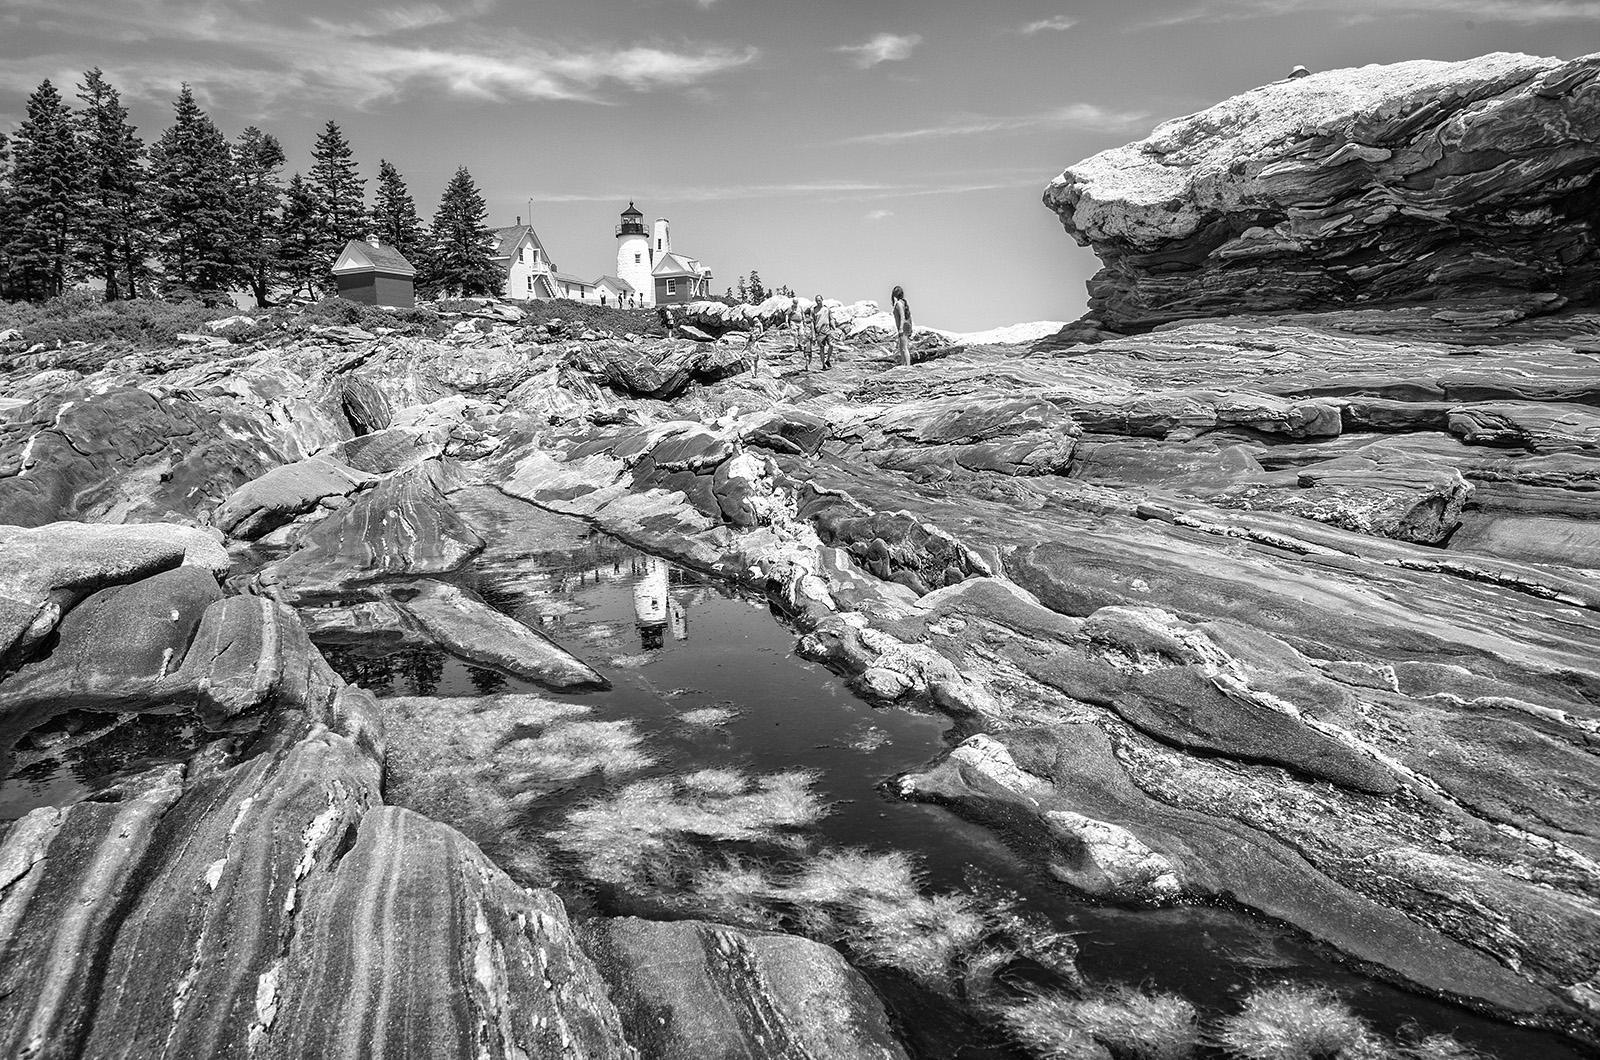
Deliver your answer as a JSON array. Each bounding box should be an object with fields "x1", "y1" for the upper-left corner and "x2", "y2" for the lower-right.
[{"x1": 891, "y1": 285, "x2": 912, "y2": 367}]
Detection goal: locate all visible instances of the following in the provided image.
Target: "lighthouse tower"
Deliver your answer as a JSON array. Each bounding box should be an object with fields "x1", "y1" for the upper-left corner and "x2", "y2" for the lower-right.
[{"x1": 615, "y1": 202, "x2": 653, "y2": 306}]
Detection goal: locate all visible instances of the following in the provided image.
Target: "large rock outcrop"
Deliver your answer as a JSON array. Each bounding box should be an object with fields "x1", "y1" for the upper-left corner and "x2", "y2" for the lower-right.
[{"x1": 1044, "y1": 51, "x2": 1600, "y2": 332}]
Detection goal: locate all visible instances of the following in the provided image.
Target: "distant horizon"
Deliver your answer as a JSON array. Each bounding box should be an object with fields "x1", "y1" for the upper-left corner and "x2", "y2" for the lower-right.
[{"x1": 2, "y1": 2, "x2": 1597, "y2": 330}]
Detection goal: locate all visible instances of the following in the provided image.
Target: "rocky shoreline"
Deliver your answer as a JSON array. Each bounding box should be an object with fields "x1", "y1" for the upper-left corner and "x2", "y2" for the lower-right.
[{"x1": 4, "y1": 47, "x2": 1599, "y2": 1060}]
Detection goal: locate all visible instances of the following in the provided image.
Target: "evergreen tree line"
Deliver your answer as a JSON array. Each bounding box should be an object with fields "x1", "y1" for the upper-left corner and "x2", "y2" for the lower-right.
[
  {"x1": 0, "y1": 71, "x2": 503, "y2": 305},
  {"x1": 725, "y1": 271, "x2": 794, "y2": 305}
]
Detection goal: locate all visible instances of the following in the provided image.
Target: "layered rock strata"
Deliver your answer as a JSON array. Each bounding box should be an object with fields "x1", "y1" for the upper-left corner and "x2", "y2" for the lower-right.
[{"x1": 1044, "y1": 52, "x2": 1600, "y2": 331}]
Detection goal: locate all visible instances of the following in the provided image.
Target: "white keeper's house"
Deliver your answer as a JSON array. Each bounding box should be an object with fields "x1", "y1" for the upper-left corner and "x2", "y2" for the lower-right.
[
  {"x1": 491, "y1": 204, "x2": 711, "y2": 307},
  {"x1": 490, "y1": 221, "x2": 558, "y2": 301}
]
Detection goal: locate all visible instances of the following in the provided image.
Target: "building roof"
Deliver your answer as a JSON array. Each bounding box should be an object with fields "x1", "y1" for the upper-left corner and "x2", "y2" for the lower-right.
[
  {"x1": 651, "y1": 251, "x2": 710, "y2": 279},
  {"x1": 553, "y1": 272, "x2": 593, "y2": 287},
  {"x1": 331, "y1": 239, "x2": 416, "y2": 277},
  {"x1": 490, "y1": 224, "x2": 551, "y2": 265},
  {"x1": 595, "y1": 275, "x2": 635, "y2": 294},
  {"x1": 620, "y1": 201, "x2": 643, "y2": 218}
]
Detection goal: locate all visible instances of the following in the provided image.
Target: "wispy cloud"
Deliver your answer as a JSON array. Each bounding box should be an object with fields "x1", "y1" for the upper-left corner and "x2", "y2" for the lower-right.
[
  {"x1": 0, "y1": 0, "x2": 759, "y2": 108},
  {"x1": 1138, "y1": 0, "x2": 1600, "y2": 27},
  {"x1": 837, "y1": 32, "x2": 922, "y2": 68},
  {"x1": 529, "y1": 174, "x2": 1036, "y2": 203},
  {"x1": 864, "y1": 209, "x2": 895, "y2": 221},
  {"x1": 841, "y1": 102, "x2": 1150, "y2": 145},
  {"x1": 1018, "y1": 15, "x2": 1078, "y2": 33}
]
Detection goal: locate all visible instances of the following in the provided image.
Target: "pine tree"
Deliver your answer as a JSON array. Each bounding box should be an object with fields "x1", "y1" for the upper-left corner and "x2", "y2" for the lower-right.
[
  {"x1": 308, "y1": 121, "x2": 365, "y2": 284},
  {"x1": 0, "y1": 132, "x2": 12, "y2": 299},
  {"x1": 75, "y1": 69, "x2": 147, "y2": 301},
  {"x1": 234, "y1": 126, "x2": 285, "y2": 307},
  {"x1": 3, "y1": 79, "x2": 85, "y2": 301},
  {"x1": 370, "y1": 159, "x2": 424, "y2": 263},
  {"x1": 746, "y1": 269, "x2": 766, "y2": 303},
  {"x1": 420, "y1": 166, "x2": 500, "y2": 298},
  {"x1": 276, "y1": 173, "x2": 321, "y2": 301},
  {"x1": 148, "y1": 85, "x2": 239, "y2": 296},
  {"x1": 734, "y1": 275, "x2": 747, "y2": 303}
]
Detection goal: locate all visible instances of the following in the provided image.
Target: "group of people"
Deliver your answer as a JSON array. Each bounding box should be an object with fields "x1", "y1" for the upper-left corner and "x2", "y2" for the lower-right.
[
  {"x1": 655, "y1": 288, "x2": 916, "y2": 375},
  {"x1": 599, "y1": 291, "x2": 643, "y2": 310},
  {"x1": 785, "y1": 286, "x2": 913, "y2": 373}
]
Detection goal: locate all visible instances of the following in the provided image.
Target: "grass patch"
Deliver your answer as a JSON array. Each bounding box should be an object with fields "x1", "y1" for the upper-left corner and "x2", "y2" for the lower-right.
[
  {"x1": 1002, "y1": 995, "x2": 1115, "y2": 1060},
  {"x1": 379, "y1": 693, "x2": 652, "y2": 880},
  {"x1": 1215, "y1": 984, "x2": 1380, "y2": 1060},
  {"x1": 1399, "y1": 1036, "x2": 1488, "y2": 1060},
  {"x1": 500, "y1": 719, "x2": 655, "y2": 783},
  {"x1": 683, "y1": 847, "x2": 992, "y2": 990},
  {"x1": 678, "y1": 706, "x2": 740, "y2": 727},
  {"x1": 1001, "y1": 987, "x2": 1200, "y2": 1060},
  {"x1": 554, "y1": 770, "x2": 825, "y2": 886},
  {"x1": 687, "y1": 857, "x2": 785, "y2": 929}
]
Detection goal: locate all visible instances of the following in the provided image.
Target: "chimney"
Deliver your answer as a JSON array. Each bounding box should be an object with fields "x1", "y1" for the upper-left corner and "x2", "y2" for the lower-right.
[
  {"x1": 367, "y1": 235, "x2": 380, "y2": 248},
  {"x1": 516, "y1": 215, "x2": 521, "y2": 226}
]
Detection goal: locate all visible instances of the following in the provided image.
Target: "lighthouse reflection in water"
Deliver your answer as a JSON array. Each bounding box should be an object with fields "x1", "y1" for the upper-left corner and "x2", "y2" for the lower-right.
[{"x1": 632, "y1": 556, "x2": 687, "y2": 650}]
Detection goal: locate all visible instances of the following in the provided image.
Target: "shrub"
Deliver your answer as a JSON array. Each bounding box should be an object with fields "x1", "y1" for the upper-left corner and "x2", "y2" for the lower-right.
[
  {"x1": 0, "y1": 293, "x2": 237, "y2": 349},
  {"x1": 518, "y1": 297, "x2": 665, "y2": 336}
]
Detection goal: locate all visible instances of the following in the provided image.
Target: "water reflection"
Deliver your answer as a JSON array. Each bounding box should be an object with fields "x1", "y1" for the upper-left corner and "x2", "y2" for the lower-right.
[
  {"x1": 0, "y1": 709, "x2": 204, "y2": 822},
  {"x1": 632, "y1": 556, "x2": 687, "y2": 649}
]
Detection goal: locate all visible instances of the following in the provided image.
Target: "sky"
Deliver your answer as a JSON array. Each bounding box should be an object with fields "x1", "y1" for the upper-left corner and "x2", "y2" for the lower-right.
[{"x1": 1, "y1": 1, "x2": 1598, "y2": 331}]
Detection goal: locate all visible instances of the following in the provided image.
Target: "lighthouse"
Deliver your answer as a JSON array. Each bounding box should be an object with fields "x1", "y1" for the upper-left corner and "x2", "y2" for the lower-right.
[{"x1": 615, "y1": 202, "x2": 653, "y2": 306}]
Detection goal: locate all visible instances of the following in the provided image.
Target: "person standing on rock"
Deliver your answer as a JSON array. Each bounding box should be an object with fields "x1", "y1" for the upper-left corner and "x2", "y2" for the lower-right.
[
  {"x1": 799, "y1": 297, "x2": 818, "y2": 370},
  {"x1": 813, "y1": 295, "x2": 835, "y2": 370},
  {"x1": 891, "y1": 285, "x2": 912, "y2": 367},
  {"x1": 789, "y1": 298, "x2": 810, "y2": 370},
  {"x1": 749, "y1": 316, "x2": 767, "y2": 375}
]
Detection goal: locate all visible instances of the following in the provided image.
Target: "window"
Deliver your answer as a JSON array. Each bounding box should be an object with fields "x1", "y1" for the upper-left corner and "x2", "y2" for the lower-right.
[
  {"x1": 667, "y1": 279, "x2": 676, "y2": 295},
  {"x1": 527, "y1": 276, "x2": 533, "y2": 291},
  {"x1": 520, "y1": 247, "x2": 527, "y2": 262},
  {"x1": 635, "y1": 253, "x2": 641, "y2": 264},
  {"x1": 656, "y1": 238, "x2": 662, "y2": 251}
]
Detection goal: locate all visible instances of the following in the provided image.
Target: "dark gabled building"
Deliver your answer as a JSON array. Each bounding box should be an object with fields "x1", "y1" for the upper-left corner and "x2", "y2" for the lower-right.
[
  {"x1": 651, "y1": 250, "x2": 712, "y2": 305},
  {"x1": 332, "y1": 239, "x2": 417, "y2": 308}
]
